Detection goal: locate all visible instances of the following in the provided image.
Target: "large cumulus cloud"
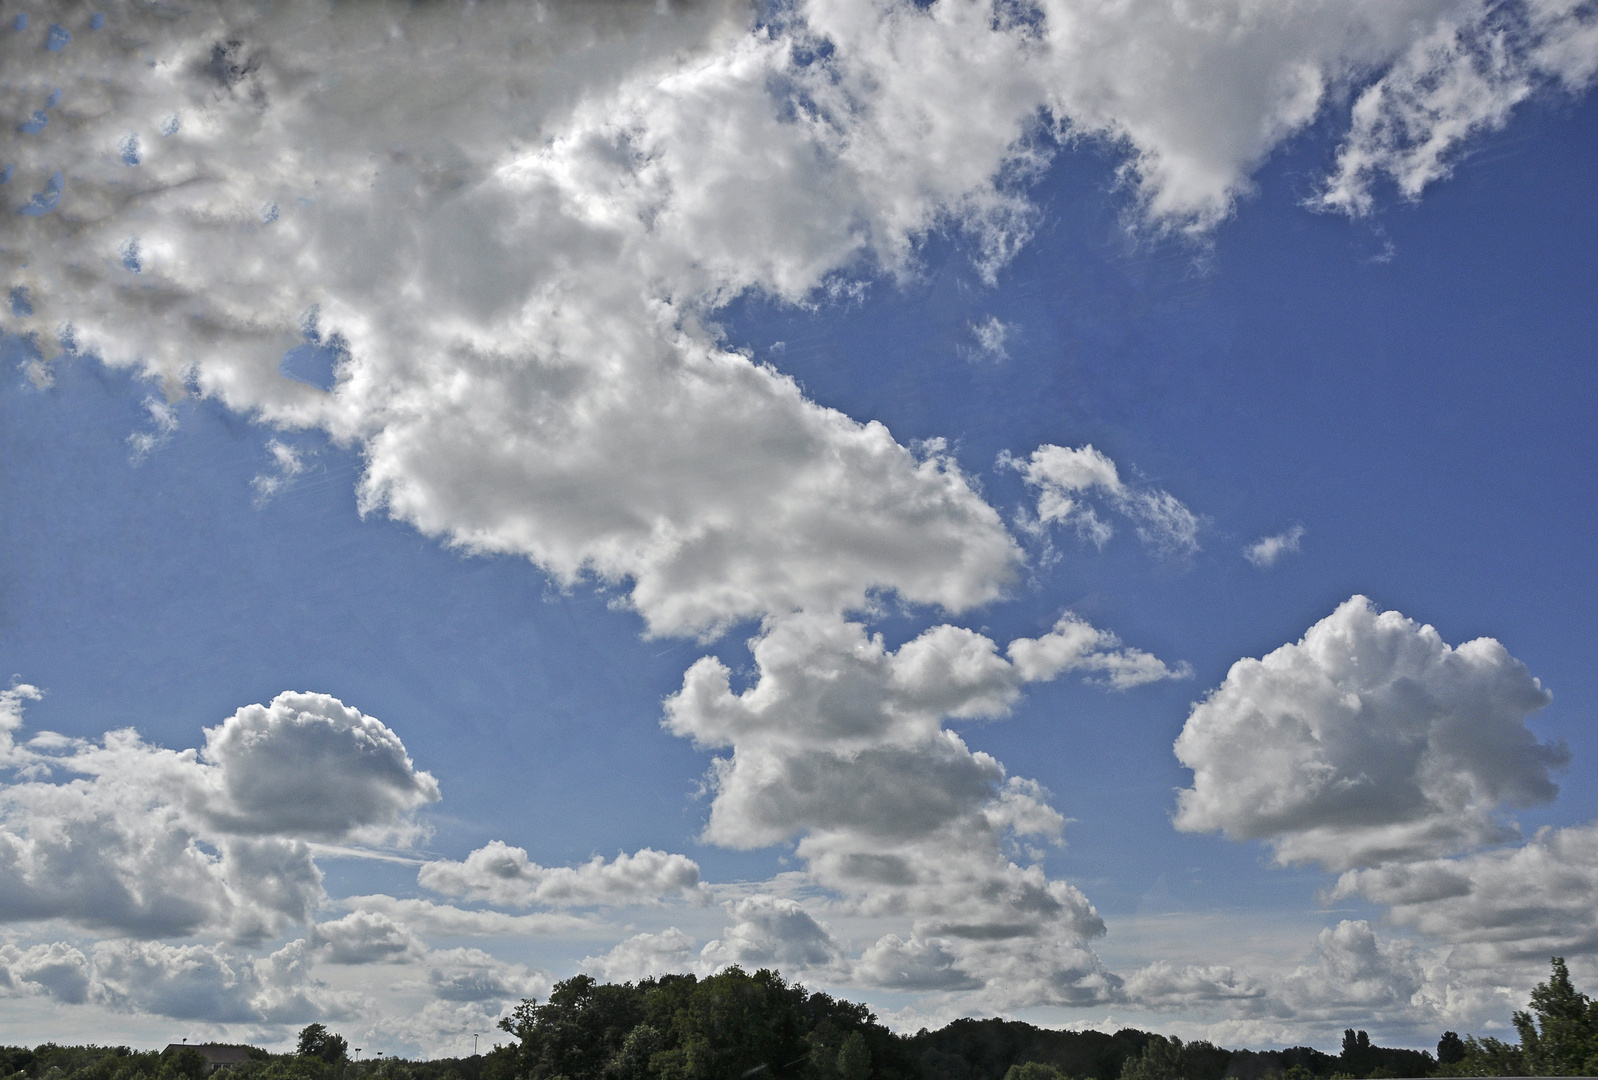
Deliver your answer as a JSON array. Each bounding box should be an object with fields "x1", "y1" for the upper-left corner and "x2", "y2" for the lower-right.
[
  {"x1": 1173, "y1": 596, "x2": 1566, "y2": 870},
  {"x1": 0, "y1": 688, "x2": 437, "y2": 942},
  {"x1": 664, "y1": 611, "x2": 1180, "y2": 1002}
]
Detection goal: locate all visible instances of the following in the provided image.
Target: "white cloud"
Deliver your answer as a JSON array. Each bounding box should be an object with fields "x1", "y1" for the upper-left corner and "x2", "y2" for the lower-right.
[
  {"x1": 581, "y1": 928, "x2": 697, "y2": 983},
  {"x1": 90, "y1": 940, "x2": 269, "y2": 1024},
  {"x1": 965, "y1": 316, "x2": 1010, "y2": 362},
  {"x1": 367, "y1": 997, "x2": 525, "y2": 1061},
  {"x1": 1113, "y1": 917, "x2": 1530, "y2": 1040},
  {"x1": 0, "y1": 684, "x2": 41, "y2": 765},
  {"x1": 7, "y1": 0, "x2": 1598, "y2": 1022},
  {"x1": 1004, "y1": 444, "x2": 1201, "y2": 556},
  {"x1": 85, "y1": 938, "x2": 359, "y2": 1025},
  {"x1": 424, "y1": 947, "x2": 547, "y2": 1004},
  {"x1": 667, "y1": 612, "x2": 1182, "y2": 850},
  {"x1": 1281, "y1": 920, "x2": 1425, "y2": 1016},
  {"x1": 199, "y1": 691, "x2": 440, "y2": 844},
  {"x1": 1333, "y1": 821, "x2": 1598, "y2": 962},
  {"x1": 1174, "y1": 595, "x2": 1567, "y2": 871},
  {"x1": 0, "y1": 941, "x2": 92, "y2": 1005},
  {"x1": 0, "y1": 689, "x2": 436, "y2": 942},
  {"x1": 309, "y1": 911, "x2": 425, "y2": 965},
  {"x1": 1009, "y1": 612, "x2": 1193, "y2": 690},
  {"x1": 418, "y1": 844, "x2": 707, "y2": 908},
  {"x1": 1243, "y1": 524, "x2": 1305, "y2": 569},
  {"x1": 1123, "y1": 961, "x2": 1267, "y2": 1011},
  {"x1": 6, "y1": 0, "x2": 1589, "y2": 648},
  {"x1": 126, "y1": 396, "x2": 180, "y2": 464},
  {"x1": 1320, "y1": 2, "x2": 1598, "y2": 214},
  {"x1": 853, "y1": 934, "x2": 982, "y2": 991},
  {"x1": 341, "y1": 895, "x2": 598, "y2": 938},
  {"x1": 663, "y1": 610, "x2": 1179, "y2": 1004},
  {"x1": 700, "y1": 895, "x2": 843, "y2": 973},
  {"x1": 5, "y1": 0, "x2": 1028, "y2": 643},
  {"x1": 252, "y1": 439, "x2": 306, "y2": 501}
]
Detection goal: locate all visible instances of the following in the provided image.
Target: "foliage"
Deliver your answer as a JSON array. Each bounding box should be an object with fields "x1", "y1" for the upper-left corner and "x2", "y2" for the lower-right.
[
  {"x1": 496, "y1": 967, "x2": 917, "y2": 1080},
  {"x1": 1000, "y1": 1064, "x2": 1071, "y2": 1080},
  {"x1": 1118, "y1": 1037, "x2": 1181, "y2": 1080},
  {"x1": 908, "y1": 1018, "x2": 1151, "y2": 1080},
  {"x1": 27, "y1": 963, "x2": 1598, "y2": 1080},
  {"x1": 1437, "y1": 957, "x2": 1598, "y2": 1076},
  {"x1": 297, "y1": 1029, "x2": 349, "y2": 1066},
  {"x1": 1115, "y1": 1037, "x2": 1260, "y2": 1080},
  {"x1": 1333, "y1": 1030, "x2": 1434, "y2": 1079},
  {"x1": 0, "y1": 1045, "x2": 302, "y2": 1080},
  {"x1": 1514, "y1": 958, "x2": 1598, "y2": 1076},
  {"x1": 1434, "y1": 1036, "x2": 1525, "y2": 1077}
]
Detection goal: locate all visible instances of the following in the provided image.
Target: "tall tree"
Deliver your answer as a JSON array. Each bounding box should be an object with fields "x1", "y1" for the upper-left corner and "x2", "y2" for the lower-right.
[{"x1": 1514, "y1": 958, "x2": 1598, "y2": 1076}]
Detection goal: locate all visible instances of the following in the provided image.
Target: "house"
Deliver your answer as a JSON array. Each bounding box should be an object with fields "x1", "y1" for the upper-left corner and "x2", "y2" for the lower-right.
[{"x1": 163, "y1": 1045, "x2": 255, "y2": 1072}]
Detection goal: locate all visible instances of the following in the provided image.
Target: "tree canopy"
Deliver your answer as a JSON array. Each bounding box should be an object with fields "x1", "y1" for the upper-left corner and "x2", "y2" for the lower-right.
[{"x1": 8, "y1": 958, "x2": 1598, "y2": 1080}]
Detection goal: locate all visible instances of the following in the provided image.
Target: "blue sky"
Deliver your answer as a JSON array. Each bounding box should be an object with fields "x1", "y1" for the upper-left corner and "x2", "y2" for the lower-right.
[{"x1": 2, "y1": 0, "x2": 1597, "y2": 1058}]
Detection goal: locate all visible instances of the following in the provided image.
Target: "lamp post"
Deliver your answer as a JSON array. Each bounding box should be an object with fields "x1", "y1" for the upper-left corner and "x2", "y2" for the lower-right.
[{"x1": 472, "y1": 1034, "x2": 480, "y2": 1056}]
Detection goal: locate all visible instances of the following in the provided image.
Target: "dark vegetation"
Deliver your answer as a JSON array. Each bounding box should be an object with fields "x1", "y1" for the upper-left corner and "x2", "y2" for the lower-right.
[{"x1": 4, "y1": 958, "x2": 1595, "y2": 1080}]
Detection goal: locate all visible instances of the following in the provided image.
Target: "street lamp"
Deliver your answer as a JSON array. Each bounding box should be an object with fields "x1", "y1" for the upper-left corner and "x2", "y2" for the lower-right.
[{"x1": 472, "y1": 1034, "x2": 480, "y2": 1056}]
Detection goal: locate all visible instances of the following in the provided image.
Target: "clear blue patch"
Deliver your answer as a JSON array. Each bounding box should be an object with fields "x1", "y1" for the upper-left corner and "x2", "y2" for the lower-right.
[
  {"x1": 0, "y1": 164, "x2": 12, "y2": 185},
  {"x1": 13, "y1": 14, "x2": 27, "y2": 31},
  {"x1": 278, "y1": 335, "x2": 345, "y2": 392},
  {"x1": 119, "y1": 134, "x2": 141, "y2": 166},
  {"x1": 260, "y1": 202, "x2": 279, "y2": 224},
  {"x1": 45, "y1": 24, "x2": 70, "y2": 50},
  {"x1": 19, "y1": 111, "x2": 49, "y2": 135},
  {"x1": 90, "y1": 12, "x2": 105, "y2": 30},
  {"x1": 120, "y1": 239, "x2": 141, "y2": 273},
  {"x1": 47, "y1": 89, "x2": 62, "y2": 108},
  {"x1": 10, "y1": 286, "x2": 33, "y2": 317},
  {"x1": 160, "y1": 114, "x2": 179, "y2": 136},
  {"x1": 17, "y1": 172, "x2": 64, "y2": 216}
]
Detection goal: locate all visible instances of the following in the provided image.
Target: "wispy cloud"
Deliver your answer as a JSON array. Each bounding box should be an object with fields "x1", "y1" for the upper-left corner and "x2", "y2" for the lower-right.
[
  {"x1": 1243, "y1": 524, "x2": 1305, "y2": 568},
  {"x1": 1003, "y1": 444, "x2": 1201, "y2": 556}
]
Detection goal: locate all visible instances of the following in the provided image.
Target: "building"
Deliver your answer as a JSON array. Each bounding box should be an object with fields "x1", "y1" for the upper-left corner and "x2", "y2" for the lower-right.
[{"x1": 162, "y1": 1045, "x2": 255, "y2": 1072}]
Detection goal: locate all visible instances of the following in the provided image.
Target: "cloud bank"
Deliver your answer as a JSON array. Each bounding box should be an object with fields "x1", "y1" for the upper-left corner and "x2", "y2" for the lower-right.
[{"x1": 0, "y1": 688, "x2": 437, "y2": 943}]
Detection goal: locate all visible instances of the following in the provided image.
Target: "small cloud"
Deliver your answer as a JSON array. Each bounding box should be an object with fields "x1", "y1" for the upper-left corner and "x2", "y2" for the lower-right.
[
  {"x1": 1243, "y1": 524, "x2": 1305, "y2": 568},
  {"x1": 252, "y1": 439, "x2": 306, "y2": 502},
  {"x1": 962, "y1": 315, "x2": 1010, "y2": 362},
  {"x1": 126, "y1": 396, "x2": 179, "y2": 463},
  {"x1": 700, "y1": 895, "x2": 841, "y2": 973},
  {"x1": 581, "y1": 928, "x2": 696, "y2": 982},
  {"x1": 1001, "y1": 443, "x2": 1200, "y2": 556},
  {"x1": 418, "y1": 843, "x2": 707, "y2": 908}
]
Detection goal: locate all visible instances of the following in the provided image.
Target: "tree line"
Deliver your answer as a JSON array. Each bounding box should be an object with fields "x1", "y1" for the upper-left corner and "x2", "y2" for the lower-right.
[{"x1": 4, "y1": 957, "x2": 1595, "y2": 1080}]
